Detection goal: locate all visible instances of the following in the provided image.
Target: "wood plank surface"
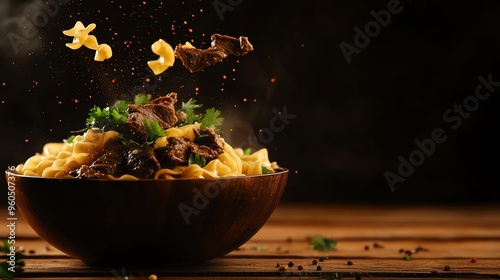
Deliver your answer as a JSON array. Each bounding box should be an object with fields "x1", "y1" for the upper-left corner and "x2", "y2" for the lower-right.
[{"x1": 3, "y1": 203, "x2": 500, "y2": 279}]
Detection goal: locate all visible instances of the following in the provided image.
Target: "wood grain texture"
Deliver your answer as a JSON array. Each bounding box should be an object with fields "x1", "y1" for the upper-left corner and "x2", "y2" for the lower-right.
[{"x1": 3, "y1": 203, "x2": 500, "y2": 279}]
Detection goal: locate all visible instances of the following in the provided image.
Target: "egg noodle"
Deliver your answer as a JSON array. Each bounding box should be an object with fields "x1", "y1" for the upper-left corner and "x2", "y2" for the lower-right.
[{"x1": 15, "y1": 123, "x2": 278, "y2": 180}]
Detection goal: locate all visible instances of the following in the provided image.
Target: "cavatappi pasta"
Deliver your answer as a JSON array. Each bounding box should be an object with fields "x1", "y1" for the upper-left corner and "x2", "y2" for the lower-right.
[{"x1": 15, "y1": 124, "x2": 278, "y2": 180}]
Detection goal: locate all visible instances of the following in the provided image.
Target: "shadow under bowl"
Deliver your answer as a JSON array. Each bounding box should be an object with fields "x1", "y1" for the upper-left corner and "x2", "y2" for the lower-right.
[{"x1": 5, "y1": 168, "x2": 288, "y2": 266}]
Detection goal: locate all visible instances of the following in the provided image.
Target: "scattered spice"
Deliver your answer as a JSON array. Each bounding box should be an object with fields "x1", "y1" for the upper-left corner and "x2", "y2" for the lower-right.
[
  {"x1": 319, "y1": 257, "x2": 326, "y2": 262},
  {"x1": 470, "y1": 257, "x2": 477, "y2": 263},
  {"x1": 312, "y1": 259, "x2": 318, "y2": 265},
  {"x1": 279, "y1": 264, "x2": 289, "y2": 271},
  {"x1": 399, "y1": 248, "x2": 405, "y2": 253},
  {"x1": 404, "y1": 250, "x2": 412, "y2": 256},
  {"x1": 415, "y1": 246, "x2": 428, "y2": 252},
  {"x1": 28, "y1": 250, "x2": 36, "y2": 254},
  {"x1": 317, "y1": 265, "x2": 322, "y2": 270},
  {"x1": 347, "y1": 260, "x2": 353, "y2": 265},
  {"x1": 373, "y1": 242, "x2": 384, "y2": 248},
  {"x1": 364, "y1": 245, "x2": 370, "y2": 250},
  {"x1": 444, "y1": 265, "x2": 451, "y2": 271},
  {"x1": 276, "y1": 263, "x2": 280, "y2": 267},
  {"x1": 288, "y1": 261, "x2": 294, "y2": 267},
  {"x1": 298, "y1": 265, "x2": 303, "y2": 270}
]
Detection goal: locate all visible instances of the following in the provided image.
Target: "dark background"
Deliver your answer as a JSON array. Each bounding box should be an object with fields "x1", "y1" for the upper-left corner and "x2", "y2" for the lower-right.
[{"x1": 1, "y1": 0, "x2": 499, "y2": 205}]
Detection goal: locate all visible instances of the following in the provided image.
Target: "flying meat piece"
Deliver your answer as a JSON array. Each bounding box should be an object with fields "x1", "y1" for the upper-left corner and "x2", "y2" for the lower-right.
[{"x1": 174, "y1": 34, "x2": 254, "y2": 73}]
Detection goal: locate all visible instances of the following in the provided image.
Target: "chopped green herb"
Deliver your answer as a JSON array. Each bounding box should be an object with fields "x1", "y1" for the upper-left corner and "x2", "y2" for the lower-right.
[
  {"x1": 134, "y1": 93, "x2": 151, "y2": 105},
  {"x1": 261, "y1": 166, "x2": 269, "y2": 174},
  {"x1": 244, "y1": 147, "x2": 252, "y2": 155},
  {"x1": 179, "y1": 98, "x2": 202, "y2": 124},
  {"x1": 403, "y1": 255, "x2": 412, "y2": 261},
  {"x1": 188, "y1": 154, "x2": 207, "y2": 167},
  {"x1": 86, "y1": 104, "x2": 129, "y2": 131},
  {"x1": 310, "y1": 235, "x2": 337, "y2": 251},
  {"x1": 143, "y1": 120, "x2": 166, "y2": 142},
  {"x1": 0, "y1": 240, "x2": 25, "y2": 280},
  {"x1": 200, "y1": 108, "x2": 224, "y2": 129},
  {"x1": 255, "y1": 246, "x2": 267, "y2": 251}
]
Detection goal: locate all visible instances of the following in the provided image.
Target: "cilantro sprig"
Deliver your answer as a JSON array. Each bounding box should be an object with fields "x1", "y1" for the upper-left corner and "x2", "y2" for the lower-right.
[
  {"x1": 310, "y1": 235, "x2": 337, "y2": 251},
  {"x1": 85, "y1": 99, "x2": 129, "y2": 131},
  {"x1": 143, "y1": 119, "x2": 166, "y2": 142},
  {"x1": 178, "y1": 99, "x2": 224, "y2": 129},
  {"x1": 0, "y1": 240, "x2": 25, "y2": 280}
]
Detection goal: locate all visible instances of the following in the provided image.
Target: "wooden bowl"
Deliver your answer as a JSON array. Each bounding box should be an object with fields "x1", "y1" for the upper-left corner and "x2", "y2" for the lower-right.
[{"x1": 5, "y1": 169, "x2": 288, "y2": 266}]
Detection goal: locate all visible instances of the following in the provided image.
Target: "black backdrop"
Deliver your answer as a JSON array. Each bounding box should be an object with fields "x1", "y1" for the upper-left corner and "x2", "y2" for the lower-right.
[{"x1": 1, "y1": 0, "x2": 499, "y2": 205}]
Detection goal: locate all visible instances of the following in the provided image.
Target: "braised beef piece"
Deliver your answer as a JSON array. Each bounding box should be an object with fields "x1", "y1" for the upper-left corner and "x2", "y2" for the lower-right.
[
  {"x1": 72, "y1": 143, "x2": 161, "y2": 179},
  {"x1": 174, "y1": 34, "x2": 254, "y2": 73},
  {"x1": 125, "y1": 92, "x2": 179, "y2": 142},
  {"x1": 155, "y1": 127, "x2": 224, "y2": 168}
]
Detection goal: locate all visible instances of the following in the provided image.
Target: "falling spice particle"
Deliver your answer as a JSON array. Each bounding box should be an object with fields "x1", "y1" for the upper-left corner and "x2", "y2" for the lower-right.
[{"x1": 444, "y1": 265, "x2": 451, "y2": 271}]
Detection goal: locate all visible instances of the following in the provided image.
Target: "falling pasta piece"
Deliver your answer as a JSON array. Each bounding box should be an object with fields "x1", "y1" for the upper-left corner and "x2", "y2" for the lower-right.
[
  {"x1": 83, "y1": 35, "x2": 99, "y2": 50},
  {"x1": 147, "y1": 39, "x2": 175, "y2": 75},
  {"x1": 62, "y1": 21, "x2": 86, "y2": 36},
  {"x1": 63, "y1": 21, "x2": 112, "y2": 62},
  {"x1": 94, "y1": 44, "x2": 113, "y2": 62}
]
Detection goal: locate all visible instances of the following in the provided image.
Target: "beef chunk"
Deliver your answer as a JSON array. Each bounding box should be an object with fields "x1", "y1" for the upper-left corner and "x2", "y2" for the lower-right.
[
  {"x1": 174, "y1": 34, "x2": 254, "y2": 73},
  {"x1": 155, "y1": 127, "x2": 225, "y2": 168},
  {"x1": 125, "y1": 92, "x2": 179, "y2": 142},
  {"x1": 73, "y1": 143, "x2": 161, "y2": 179},
  {"x1": 193, "y1": 127, "x2": 225, "y2": 155},
  {"x1": 155, "y1": 137, "x2": 190, "y2": 168}
]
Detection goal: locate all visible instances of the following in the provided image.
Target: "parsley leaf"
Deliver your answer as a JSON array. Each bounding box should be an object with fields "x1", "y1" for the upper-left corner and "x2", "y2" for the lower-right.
[
  {"x1": 261, "y1": 166, "x2": 269, "y2": 174},
  {"x1": 310, "y1": 235, "x2": 337, "y2": 251},
  {"x1": 134, "y1": 93, "x2": 151, "y2": 105},
  {"x1": 244, "y1": 148, "x2": 253, "y2": 155},
  {"x1": 0, "y1": 240, "x2": 25, "y2": 280},
  {"x1": 143, "y1": 119, "x2": 166, "y2": 142},
  {"x1": 86, "y1": 103, "x2": 129, "y2": 131},
  {"x1": 201, "y1": 108, "x2": 224, "y2": 129},
  {"x1": 188, "y1": 154, "x2": 207, "y2": 167},
  {"x1": 179, "y1": 98, "x2": 202, "y2": 124}
]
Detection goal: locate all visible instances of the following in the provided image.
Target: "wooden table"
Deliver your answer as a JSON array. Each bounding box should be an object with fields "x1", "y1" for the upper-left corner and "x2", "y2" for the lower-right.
[{"x1": 2, "y1": 203, "x2": 500, "y2": 279}]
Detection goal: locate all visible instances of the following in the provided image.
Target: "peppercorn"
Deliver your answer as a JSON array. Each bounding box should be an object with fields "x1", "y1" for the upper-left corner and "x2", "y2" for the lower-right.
[
  {"x1": 316, "y1": 265, "x2": 322, "y2": 270},
  {"x1": 444, "y1": 265, "x2": 451, "y2": 271},
  {"x1": 364, "y1": 245, "x2": 370, "y2": 250},
  {"x1": 288, "y1": 261, "x2": 294, "y2": 267},
  {"x1": 399, "y1": 248, "x2": 405, "y2": 253},
  {"x1": 298, "y1": 265, "x2": 303, "y2": 270},
  {"x1": 319, "y1": 257, "x2": 325, "y2": 262},
  {"x1": 470, "y1": 257, "x2": 477, "y2": 263},
  {"x1": 312, "y1": 259, "x2": 318, "y2": 265},
  {"x1": 347, "y1": 260, "x2": 353, "y2": 265}
]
